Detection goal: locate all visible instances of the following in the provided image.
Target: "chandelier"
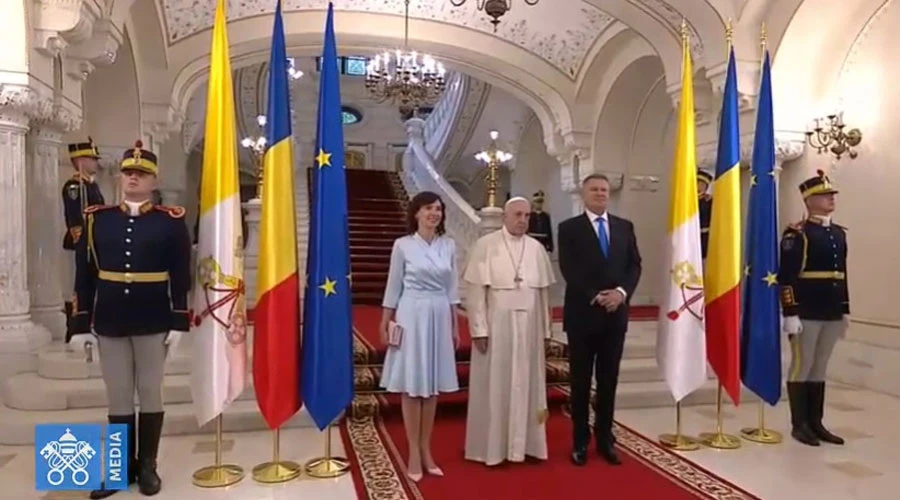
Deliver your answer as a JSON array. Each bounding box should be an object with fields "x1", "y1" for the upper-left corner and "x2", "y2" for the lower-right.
[
  {"x1": 805, "y1": 112, "x2": 862, "y2": 160},
  {"x1": 449, "y1": 0, "x2": 540, "y2": 32},
  {"x1": 365, "y1": 0, "x2": 447, "y2": 116}
]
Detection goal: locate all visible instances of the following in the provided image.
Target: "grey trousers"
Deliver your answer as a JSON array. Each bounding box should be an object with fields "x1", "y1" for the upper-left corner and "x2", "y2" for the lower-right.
[
  {"x1": 788, "y1": 319, "x2": 847, "y2": 382},
  {"x1": 97, "y1": 333, "x2": 167, "y2": 415}
]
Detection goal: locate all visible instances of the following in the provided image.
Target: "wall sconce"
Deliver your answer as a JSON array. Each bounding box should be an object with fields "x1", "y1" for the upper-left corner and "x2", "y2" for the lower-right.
[{"x1": 805, "y1": 113, "x2": 862, "y2": 160}]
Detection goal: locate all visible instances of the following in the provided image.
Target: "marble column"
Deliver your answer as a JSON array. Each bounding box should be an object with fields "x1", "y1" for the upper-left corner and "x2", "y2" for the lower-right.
[
  {"x1": 26, "y1": 123, "x2": 68, "y2": 339},
  {"x1": 477, "y1": 206, "x2": 503, "y2": 235},
  {"x1": 0, "y1": 86, "x2": 52, "y2": 363}
]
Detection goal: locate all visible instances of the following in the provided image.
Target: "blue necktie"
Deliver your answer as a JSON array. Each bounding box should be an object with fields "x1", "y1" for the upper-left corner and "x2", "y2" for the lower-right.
[{"x1": 596, "y1": 218, "x2": 609, "y2": 257}]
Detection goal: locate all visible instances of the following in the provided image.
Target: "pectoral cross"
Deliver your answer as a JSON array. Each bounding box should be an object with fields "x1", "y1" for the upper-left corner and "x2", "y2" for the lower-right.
[{"x1": 514, "y1": 275, "x2": 523, "y2": 285}]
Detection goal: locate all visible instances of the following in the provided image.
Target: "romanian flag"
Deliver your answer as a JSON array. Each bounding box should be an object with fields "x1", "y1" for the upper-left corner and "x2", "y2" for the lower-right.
[
  {"x1": 253, "y1": 0, "x2": 301, "y2": 430},
  {"x1": 302, "y1": 2, "x2": 354, "y2": 430},
  {"x1": 741, "y1": 49, "x2": 781, "y2": 405},
  {"x1": 705, "y1": 48, "x2": 742, "y2": 404},
  {"x1": 656, "y1": 33, "x2": 707, "y2": 402},
  {"x1": 189, "y1": 0, "x2": 247, "y2": 426}
]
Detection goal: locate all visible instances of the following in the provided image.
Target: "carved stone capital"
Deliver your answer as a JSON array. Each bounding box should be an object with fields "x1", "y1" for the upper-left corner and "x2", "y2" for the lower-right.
[
  {"x1": 64, "y1": 58, "x2": 95, "y2": 81},
  {"x1": 706, "y1": 58, "x2": 760, "y2": 112},
  {"x1": 66, "y1": 18, "x2": 123, "y2": 67},
  {"x1": 696, "y1": 137, "x2": 806, "y2": 171},
  {"x1": 32, "y1": 0, "x2": 104, "y2": 59},
  {"x1": 0, "y1": 85, "x2": 39, "y2": 127},
  {"x1": 142, "y1": 102, "x2": 186, "y2": 144},
  {"x1": 628, "y1": 174, "x2": 661, "y2": 192},
  {"x1": 0, "y1": 84, "x2": 82, "y2": 132}
]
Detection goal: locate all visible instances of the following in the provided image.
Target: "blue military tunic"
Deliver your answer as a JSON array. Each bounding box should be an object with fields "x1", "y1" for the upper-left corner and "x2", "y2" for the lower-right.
[
  {"x1": 778, "y1": 218, "x2": 849, "y2": 321},
  {"x1": 71, "y1": 202, "x2": 192, "y2": 336},
  {"x1": 61, "y1": 173, "x2": 105, "y2": 250}
]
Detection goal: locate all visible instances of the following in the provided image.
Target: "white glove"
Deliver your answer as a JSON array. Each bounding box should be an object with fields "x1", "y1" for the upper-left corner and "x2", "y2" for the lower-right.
[
  {"x1": 782, "y1": 316, "x2": 803, "y2": 335},
  {"x1": 68, "y1": 333, "x2": 98, "y2": 360},
  {"x1": 164, "y1": 331, "x2": 184, "y2": 358}
]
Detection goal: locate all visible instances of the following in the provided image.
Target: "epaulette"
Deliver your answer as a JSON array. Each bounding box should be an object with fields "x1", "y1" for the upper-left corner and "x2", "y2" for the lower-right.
[
  {"x1": 699, "y1": 193, "x2": 712, "y2": 201},
  {"x1": 785, "y1": 221, "x2": 805, "y2": 232},
  {"x1": 833, "y1": 222, "x2": 847, "y2": 230},
  {"x1": 154, "y1": 205, "x2": 186, "y2": 218},
  {"x1": 84, "y1": 204, "x2": 116, "y2": 214}
]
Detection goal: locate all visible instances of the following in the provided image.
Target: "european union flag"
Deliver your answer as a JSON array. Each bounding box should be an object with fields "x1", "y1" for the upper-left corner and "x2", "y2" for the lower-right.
[
  {"x1": 740, "y1": 50, "x2": 781, "y2": 406},
  {"x1": 301, "y1": 2, "x2": 354, "y2": 430}
]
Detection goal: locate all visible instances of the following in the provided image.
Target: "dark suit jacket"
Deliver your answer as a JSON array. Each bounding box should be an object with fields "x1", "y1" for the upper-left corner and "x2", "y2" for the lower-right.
[{"x1": 557, "y1": 212, "x2": 642, "y2": 333}]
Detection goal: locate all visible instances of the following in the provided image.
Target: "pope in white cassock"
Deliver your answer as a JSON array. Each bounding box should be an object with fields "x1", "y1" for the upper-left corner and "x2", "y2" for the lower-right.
[{"x1": 463, "y1": 197, "x2": 556, "y2": 465}]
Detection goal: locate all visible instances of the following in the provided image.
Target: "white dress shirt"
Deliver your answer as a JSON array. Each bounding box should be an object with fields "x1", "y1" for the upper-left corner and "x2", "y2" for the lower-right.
[{"x1": 584, "y1": 208, "x2": 627, "y2": 300}]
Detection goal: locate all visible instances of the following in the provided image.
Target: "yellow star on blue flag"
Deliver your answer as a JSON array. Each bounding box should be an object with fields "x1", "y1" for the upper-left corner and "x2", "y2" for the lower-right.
[
  {"x1": 319, "y1": 277, "x2": 337, "y2": 296},
  {"x1": 763, "y1": 271, "x2": 778, "y2": 286},
  {"x1": 316, "y1": 149, "x2": 331, "y2": 168},
  {"x1": 302, "y1": 2, "x2": 354, "y2": 433}
]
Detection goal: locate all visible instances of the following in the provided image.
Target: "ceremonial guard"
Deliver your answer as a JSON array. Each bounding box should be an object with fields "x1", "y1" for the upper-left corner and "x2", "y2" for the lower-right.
[
  {"x1": 63, "y1": 139, "x2": 106, "y2": 340},
  {"x1": 697, "y1": 170, "x2": 712, "y2": 259},
  {"x1": 527, "y1": 190, "x2": 554, "y2": 252},
  {"x1": 779, "y1": 170, "x2": 848, "y2": 447},
  {"x1": 69, "y1": 141, "x2": 192, "y2": 498}
]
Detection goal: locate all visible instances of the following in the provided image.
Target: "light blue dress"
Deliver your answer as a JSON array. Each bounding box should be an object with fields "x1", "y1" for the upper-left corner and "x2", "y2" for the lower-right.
[{"x1": 380, "y1": 233, "x2": 461, "y2": 397}]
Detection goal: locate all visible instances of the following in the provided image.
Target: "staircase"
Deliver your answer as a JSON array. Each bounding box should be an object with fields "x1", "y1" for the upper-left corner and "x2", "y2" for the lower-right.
[{"x1": 307, "y1": 168, "x2": 408, "y2": 305}]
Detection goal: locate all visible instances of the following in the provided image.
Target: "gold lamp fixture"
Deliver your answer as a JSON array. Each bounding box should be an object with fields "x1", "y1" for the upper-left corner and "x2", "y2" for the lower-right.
[
  {"x1": 365, "y1": 0, "x2": 447, "y2": 116},
  {"x1": 475, "y1": 130, "x2": 513, "y2": 208},
  {"x1": 449, "y1": 0, "x2": 540, "y2": 32},
  {"x1": 805, "y1": 112, "x2": 862, "y2": 160},
  {"x1": 241, "y1": 115, "x2": 267, "y2": 198}
]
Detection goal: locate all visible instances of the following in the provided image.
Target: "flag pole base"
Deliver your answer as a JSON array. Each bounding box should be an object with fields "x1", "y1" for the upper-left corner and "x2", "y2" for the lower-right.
[
  {"x1": 252, "y1": 461, "x2": 303, "y2": 483},
  {"x1": 252, "y1": 428, "x2": 302, "y2": 483},
  {"x1": 699, "y1": 431, "x2": 742, "y2": 449},
  {"x1": 699, "y1": 384, "x2": 742, "y2": 450},
  {"x1": 305, "y1": 424, "x2": 350, "y2": 478},
  {"x1": 739, "y1": 427, "x2": 783, "y2": 444},
  {"x1": 657, "y1": 401, "x2": 699, "y2": 451},
  {"x1": 192, "y1": 414, "x2": 245, "y2": 488},
  {"x1": 304, "y1": 457, "x2": 350, "y2": 478},
  {"x1": 192, "y1": 464, "x2": 245, "y2": 488},
  {"x1": 740, "y1": 402, "x2": 783, "y2": 444},
  {"x1": 659, "y1": 433, "x2": 701, "y2": 451}
]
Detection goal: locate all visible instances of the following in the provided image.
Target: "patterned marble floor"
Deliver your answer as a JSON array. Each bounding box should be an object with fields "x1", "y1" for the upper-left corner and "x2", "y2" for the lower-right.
[{"x1": 3, "y1": 383, "x2": 897, "y2": 499}]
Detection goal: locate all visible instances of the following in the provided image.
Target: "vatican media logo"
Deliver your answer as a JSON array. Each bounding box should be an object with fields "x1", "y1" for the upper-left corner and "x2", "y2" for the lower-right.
[{"x1": 34, "y1": 423, "x2": 129, "y2": 491}]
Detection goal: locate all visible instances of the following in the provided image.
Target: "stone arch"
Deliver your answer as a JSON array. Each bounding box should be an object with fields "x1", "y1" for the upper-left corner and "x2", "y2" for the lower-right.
[
  {"x1": 592, "y1": 55, "x2": 666, "y2": 179},
  {"x1": 167, "y1": 11, "x2": 574, "y2": 159},
  {"x1": 582, "y1": 0, "x2": 727, "y2": 86},
  {"x1": 124, "y1": 0, "x2": 170, "y2": 115},
  {"x1": 770, "y1": 0, "x2": 888, "y2": 132},
  {"x1": 573, "y1": 28, "x2": 658, "y2": 133}
]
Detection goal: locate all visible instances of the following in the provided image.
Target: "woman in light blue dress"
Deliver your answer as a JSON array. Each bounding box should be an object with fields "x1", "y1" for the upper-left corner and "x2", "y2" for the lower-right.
[{"x1": 379, "y1": 191, "x2": 460, "y2": 482}]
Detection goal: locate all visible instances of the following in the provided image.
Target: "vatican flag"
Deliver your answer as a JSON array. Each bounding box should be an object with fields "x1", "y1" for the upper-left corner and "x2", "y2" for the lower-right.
[
  {"x1": 189, "y1": 0, "x2": 247, "y2": 426},
  {"x1": 656, "y1": 31, "x2": 707, "y2": 402}
]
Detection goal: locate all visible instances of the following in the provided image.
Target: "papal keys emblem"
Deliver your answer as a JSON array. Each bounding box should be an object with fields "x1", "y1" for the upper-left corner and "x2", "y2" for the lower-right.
[
  {"x1": 666, "y1": 261, "x2": 705, "y2": 321},
  {"x1": 194, "y1": 256, "x2": 247, "y2": 345},
  {"x1": 39, "y1": 428, "x2": 96, "y2": 486}
]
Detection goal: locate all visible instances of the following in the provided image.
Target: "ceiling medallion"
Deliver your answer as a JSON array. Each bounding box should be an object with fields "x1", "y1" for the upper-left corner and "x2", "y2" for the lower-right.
[{"x1": 449, "y1": 0, "x2": 540, "y2": 32}]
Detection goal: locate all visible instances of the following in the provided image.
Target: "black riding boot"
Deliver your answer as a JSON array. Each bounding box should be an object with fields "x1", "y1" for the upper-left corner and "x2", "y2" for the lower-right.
[
  {"x1": 90, "y1": 414, "x2": 137, "y2": 499},
  {"x1": 787, "y1": 382, "x2": 820, "y2": 446},
  {"x1": 808, "y1": 381, "x2": 845, "y2": 445},
  {"x1": 137, "y1": 412, "x2": 164, "y2": 496}
]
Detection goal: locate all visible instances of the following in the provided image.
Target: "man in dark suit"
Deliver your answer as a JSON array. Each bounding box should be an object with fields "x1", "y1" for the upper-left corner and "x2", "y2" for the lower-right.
[{"x1": 557, "y1": 173, "x2": 642, "y2": 466}]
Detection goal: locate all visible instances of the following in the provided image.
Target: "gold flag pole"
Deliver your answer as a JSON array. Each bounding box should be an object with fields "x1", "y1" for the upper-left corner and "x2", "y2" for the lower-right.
[
  {"x1": 737, "y1": 22, "x2": 783, "y2": 446},
  {"x1": 699, "y1": 383, "x2": 742, "y2": 449},
  {"x1": 252, "y1": 427, "x2": 302, "y2": 483},
  {"x1": 741, "y1": 400, "x2": 783, "y2": 444},
  {"x1": 659, "y1": 401, "x2": 700, "y2": 451},
  {"x1": 305, "y1": 421, "x2": 350, "y2": 478},
  {"x1": 192, "y1": 414, "x2": 245, "y2": 487}
]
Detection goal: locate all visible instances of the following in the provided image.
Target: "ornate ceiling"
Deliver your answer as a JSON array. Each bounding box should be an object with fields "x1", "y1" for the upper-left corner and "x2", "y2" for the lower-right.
[{"x1": 161, "y1": 0, "x2": 625, "y2": 77}]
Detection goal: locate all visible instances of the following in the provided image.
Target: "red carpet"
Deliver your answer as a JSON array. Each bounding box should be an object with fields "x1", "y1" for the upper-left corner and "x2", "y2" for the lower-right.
[{"x1": 340, "y1": 387, "x2": 759, "y2": 500}]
